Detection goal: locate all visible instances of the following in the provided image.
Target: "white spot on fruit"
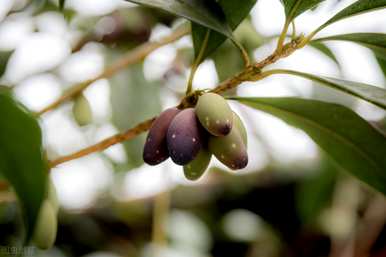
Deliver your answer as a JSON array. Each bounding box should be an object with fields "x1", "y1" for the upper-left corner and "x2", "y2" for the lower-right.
[
  {"x1": 221, "y1": 154, "x2": 225, "y2": 159},
  {"x1": 172, "y1": 134, "x2": 176, "y2": 139},
  {"x1": 192, "y1": 138, "x2": 196, "y2": 142},
  {"x1": 231, "y1": 143, "x2": 236, "y2": 149},
  {"x1": 215, "y1": 120, "x2": 220, "y2": 124}
]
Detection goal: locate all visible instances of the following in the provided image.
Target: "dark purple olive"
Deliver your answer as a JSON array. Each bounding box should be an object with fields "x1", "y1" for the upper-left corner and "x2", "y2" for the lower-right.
[
  {"x1": 143, "y1": 107, "x2": 180, "y2": 165},
  {"x1": 167, "y1": 108, "x2": 204, "y2": 165}
]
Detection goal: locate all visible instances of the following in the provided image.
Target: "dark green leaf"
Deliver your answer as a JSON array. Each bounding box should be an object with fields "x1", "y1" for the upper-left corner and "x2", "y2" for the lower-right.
[
  {"x1": 270, "y1": 69, "x2": 386, "y2": 110},
  {"x1": 376, "y1": 57, "x2": 386, "y2": 79},
  {"x1": 233, "y1": 97, "x2": 386, "y2": 195},
  {"x1": 0, "y1": 92, "x2": 48, "y2": 241},
  {"x1": 314, "y1": 33, "x2": 386, "y2": 60},
  {"x1": 192, "y1": 0, "x2": 257, "y2": 60},
  {"x1": 316, "y1": 0, "x2": 386, "y2": 33},
  {"x1": 0, "y1": 51, "x2": 12, "y2": 78},
  {"x1": 124, "y1": 0, "x2": 230, "y2": 36},
  {"x1": 280, "y1": 0, "x2": 326, "y2": 21},
  {"x1": 309, "y1": 41, "x2": 340, "y2": 66},
  {"x1": 59, "y1": 0, "x2": 65, "y2": 10},
  {"x1": 110, "y1": 63, "x2": 161, "y2": 170}
]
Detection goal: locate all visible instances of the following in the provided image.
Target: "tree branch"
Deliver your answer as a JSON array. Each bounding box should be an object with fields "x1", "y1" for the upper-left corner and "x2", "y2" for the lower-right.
[
  {"x1": 36, "y1": 24, "x2": 190, "y2": 116},
  {"x1": 49, "y1": 36, "x2": 305, "y2": 167}
]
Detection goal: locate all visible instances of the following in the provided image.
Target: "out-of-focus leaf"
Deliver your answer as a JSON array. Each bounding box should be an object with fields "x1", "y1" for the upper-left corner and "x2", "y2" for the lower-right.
[
  {"x1": 377, "y1": 57, "x2": 386, "y2": 79},
  {"x1": 59, "y1": 0, "x2": 65, "y2": 10},
  {"x1": 72, "y1": 94, "x2": 93, "y2": 126},
  {"x1": 233, "y1": 97, "x2": 386, "y2": 195},
  {"x1": 269, "y1": 69, "x2": 386, "y2": 110},
  {"x1": 0, "y1": 51, "x2": 12, "y2": 78},
  {"x1": 124, "y1": 0, "x2": 231, "y2": 36},
  {"x1": 110, "y1": 63, "x2": 161, "y2": 170},
  {"x1": 192, "y1": 0, "x2": 257, "y2": 61},
  {"x1": 309, "y1": 41, "x2": 339, "y2": 66},
  {"x1": 314, "y1": 33, "x2": 386, "y2": 60},
  {"x1": 296, "y1": 157, "x2": 338, "y2": 223},
  {"x1": 280, "y1": 0, "x2": 325, "y2": 21},
  {"x1": 315, "y1": 0, "x2": 386, "y2": 33},
  {"x1": 0, "y1": 92, "x2": 48, "y2": 241}
]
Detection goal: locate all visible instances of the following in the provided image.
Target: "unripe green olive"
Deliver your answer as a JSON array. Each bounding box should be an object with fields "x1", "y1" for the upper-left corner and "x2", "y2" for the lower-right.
[
  {"x1": 48, "y1": 179, "x2": 59, "y2": 214},
  {"x1": 183, "y1": 148, "x2": 211, "y2": 181},
  {"x1": 72, "y1": 94, "x2": 92, "y2": 126},
  {"x1": 208, "y1": 125, "x2": 248, "y2": 170},
  {"x1": 233, "y1": 112, "x2": 247, "y2": 146},
  {"x1": 195, "y1": 93, "x2": 233, "y2": 136},
  {"x1": 33, "y1": 200, "x2": 57, "y2": 250}
]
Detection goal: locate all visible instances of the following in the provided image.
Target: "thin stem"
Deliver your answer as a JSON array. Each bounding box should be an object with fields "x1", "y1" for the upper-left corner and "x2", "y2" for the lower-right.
[
  {"x1": 231, "y1": 38, "x2": 251, "y2": 67},
  {"x1": 291, "y1": 21, "x2": 297, "y2": 40},
  {"x1": 37, "y1": 24, "x2": 190, "y2": 116},
  {"x1": 186, "y1": 29, "x2": 211, "y2": 95},
  {"x1": 276, "y1": 20, "x2": 291, "y2": 53},
  {"x1": 152, "y1": 190, "x2": 170, "y2": 248},
  {"x1": 49, "y1": 118, "x2": 155, "y2": 167}
]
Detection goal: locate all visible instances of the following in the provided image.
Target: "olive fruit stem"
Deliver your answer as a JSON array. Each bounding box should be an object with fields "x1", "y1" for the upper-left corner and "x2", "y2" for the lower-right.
[
  {"x1": 36, "y1": 23, "x2": 190, "y2": 117},
  {"x1": 186, "y1": 29, "x2": 211, "y2": 95},
  {"x1": 231, "y1": 38, "x2": 251, "y2": 67}
]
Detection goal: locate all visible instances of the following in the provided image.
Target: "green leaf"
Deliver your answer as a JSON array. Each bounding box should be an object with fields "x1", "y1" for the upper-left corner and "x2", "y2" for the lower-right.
[
  {"x1": 124, "y1": 0, "x2": 231, "y2": 36},
  {"x1": 269, "y1": 69, "x2": 386, "y2": 110},
  {"x1": 191, "y1": 0, "x2": 257, "y2": 60},
  {"x1": 314, "y1": 33, "x2": 386, "y2": 61},
  {"x1": 280, "y1": 0, "x2": 326, "y2": 21},
  {"x1": 233, "y1": 97, "x2": 386, "y2": 195},
  {"x1": 316, "y1": 0, "x2": 386, "y2": 33},
  {"x1": 0, "y1": 51, "x2": 12, "y2": 78},
  {"x1": 110, "y1": 63, "x2": 161, "y2": 170},
  {"x1": 59, "y1": 0, "x2": 65, "y2": 10},
  {"x1": 309, "y1": 41, "x2": 340, "y2": 66},
  {"x1": 0, "y1": 92, "x2": 48, "y2": 241},
  {"x1": 376, "y1": 57, "x2": 386, "y2": 79}
]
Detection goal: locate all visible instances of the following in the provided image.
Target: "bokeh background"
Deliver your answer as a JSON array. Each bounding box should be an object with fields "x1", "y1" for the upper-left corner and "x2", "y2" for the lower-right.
[{"x1": 0, "y1": 0, "x2": 386, "y2": 256}]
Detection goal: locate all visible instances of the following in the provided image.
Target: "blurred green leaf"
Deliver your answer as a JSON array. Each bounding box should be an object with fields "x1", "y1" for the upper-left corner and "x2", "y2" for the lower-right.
[
  {"x1": 233, "y1": 97, "x2": 386, "y2": 195},
  {"x1": 314, "y1": 33, "x2": 386, "y2": 61},
  {"x1": 124, "y1": 0, "x2": 231, "y2": 36},
  {"x1": 110, "y1": 63, "x2": 161, "y2": 170},
  {"x1": 309, "y1": 41, "x2": 339, "y2": 66},
  {"x1": 192, "y1": 0, "x2": 257, "y2": 60},
  {"x1": 59, "y1": 0, "x2": 65, "y2": 10},
  {"x1": 280, "y1": 0, "x2": 325, "y2": 21},
  {"x1": 296, "y1": 157, "x2": 338, "y2": 223},
  {"x1": 0, "y1": 92, "x2": 48, "y2": 242},
  {"x1": 376, "y1": 57, "x2": 386, "y2": 80},
  {"x1": 270, "y1": 69, "x2": 386, "y2": 110},
  {"x1": 0, "y1": 51, "x2": 12, "y2": 78},
  {"x1": 315, "y1": 0, "x2": 386, "y2": 33}
]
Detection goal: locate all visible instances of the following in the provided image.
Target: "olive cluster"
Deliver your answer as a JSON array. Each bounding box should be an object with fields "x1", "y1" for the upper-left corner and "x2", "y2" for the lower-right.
[
  {"x1": 143, "y1": 93, "x2": 248, "y2": 180},
  {"x1": 33, "y1": 180, "x2": 58, "y2": 249}
]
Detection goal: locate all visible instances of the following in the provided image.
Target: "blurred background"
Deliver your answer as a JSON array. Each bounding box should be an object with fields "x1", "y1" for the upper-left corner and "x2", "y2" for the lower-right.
[{"x1": 0, "y1": 0, "x2": 386, "y2": 256}]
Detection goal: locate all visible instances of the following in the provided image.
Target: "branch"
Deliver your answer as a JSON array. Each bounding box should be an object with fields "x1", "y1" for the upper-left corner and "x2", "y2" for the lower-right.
[
  {"x1": 37, "y1": 24, "x2": 190, "y2": 116},
  {"x1": 49, "y1": 36, "x2": 305, "y2": 167},
  {"x1": 49, "y1": 118, "x2": 155, "y2": 167}
]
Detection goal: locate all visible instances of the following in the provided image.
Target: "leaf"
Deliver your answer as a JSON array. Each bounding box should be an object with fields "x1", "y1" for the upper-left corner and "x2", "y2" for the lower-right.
[
  {"x1": 280, "y1": 0, "x2": 326, "y2": 21},
  {"x1": 316, "y1": 0, "x2": 386, "y2": 33},
  {"x1": 270, "y1": 69, "x2": 386, "y2": 110},
  {"x1": 233, "y1": 97, "x2": 386, "y2": 195},
  {"x1": 314, "y1": 33, "x2": 386, "y2": 61},
  {"x1": 124, "y1": 0, "x2": 230, "y2": 36},
  {"x1": 376, "y1": 57, "x2": 386, "y2": 79},
  {"x1": 59, "y1": 0, "x2": 65, "y2": 10},
  {"x1": 191, "y1": 0, "x2": 257, "y2": 60},
  {"x1": 0, "y1": 51, "x2": 12, "y2": 78},
  {"x1": 309, "y1": 41, "x2": 340, "y2": 66},
  {"x1": 0, "y1": 92, "x2": 48, "y2": 241},
  {"x1": 110, "y1": 63, "x2": 161, "y2": 170}
]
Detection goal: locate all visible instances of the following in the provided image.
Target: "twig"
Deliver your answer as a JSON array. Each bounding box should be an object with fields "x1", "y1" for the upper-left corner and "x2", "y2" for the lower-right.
[
  {"x1": 49, "y1": 118, "x2": 155, "y2": 167},
  {"x1": 36, "y1": 24, "x2": 190, "y2": 116}
]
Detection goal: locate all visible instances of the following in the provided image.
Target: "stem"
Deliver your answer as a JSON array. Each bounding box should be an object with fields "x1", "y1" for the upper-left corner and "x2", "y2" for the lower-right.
[
  {"x1": 231, "y1": 38, "x2": 251, "y2": 67},
  {"x1": 276, "y1": 20, "x2": 290, "y2": 53},
  {"x1": 291, "y1": 21, "x2": 297, "y2": 40},
  {"x1": 37, "y1": 24, "x2": 190, "y2": 116},
  {"x1": 49, "y1": 118, "x2": 155, "y2": 167},
  {"x1": 186, "y1": 29, "x2": 211, "y2": 95},
  {"x1": 152, "y1": 190, "x2": 170, "y2": 248}
]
